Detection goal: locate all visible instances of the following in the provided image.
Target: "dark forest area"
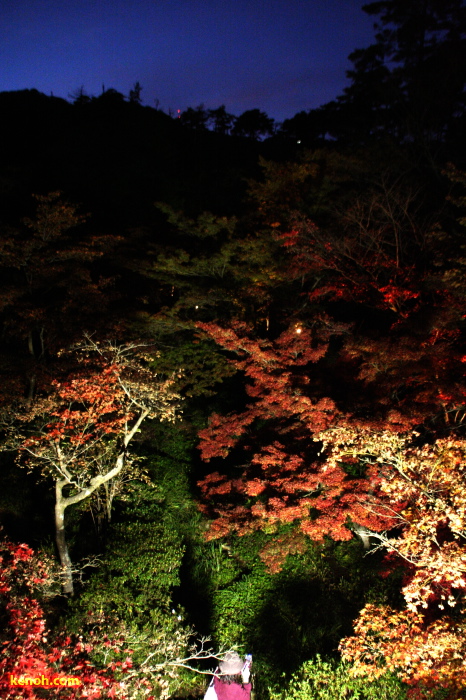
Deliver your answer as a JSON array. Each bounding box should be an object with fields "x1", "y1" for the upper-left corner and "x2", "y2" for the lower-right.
[{"x1": 1, "y1": 1, "x2": 466, "y2": 698}]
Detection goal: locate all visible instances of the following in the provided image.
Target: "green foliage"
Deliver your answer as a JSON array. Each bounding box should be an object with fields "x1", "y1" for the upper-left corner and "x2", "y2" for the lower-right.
[
  {"x1": 60, "y1": 422, "x2": 212, "y2": 700},
  {"x1": 67, "y1": 422, "x2": 197, "y2": 627},
  {"x1": 68, "y1": 485, "x2": 185, "y2": 624},
  {"x1": 139, "y1": 202, "x2": 282, "y2": 331},
  {"x1": 155, "y1": 204, "x2": 237, "y2": 240},
  {"x1": 247, "y1": 150, "x2": 372, "y2": 228},
  {"x1": 198, "y1": 530, "x2": 405, "y2": 689},
  {"x1": 100, "y1": 519, "x2": 183, "y2": 612},
  {"x1": 338, "y1": 459, "x2": 368, "y2": 479},
  {"x1": 148, "y1": 335, "x2": 237, "y2": 397},
  {"x1": 211, "y1": 555, "x2": 273, "y2": 648},
  {"x1": 267, "y1": 656, "x2": 408, "y2": 700},
  {"x1": 142, "y1": 420, "x2": 202, "y2": 534},
  {"x1": 63, "y1": 475, "x2": 205, "y2": 696}
]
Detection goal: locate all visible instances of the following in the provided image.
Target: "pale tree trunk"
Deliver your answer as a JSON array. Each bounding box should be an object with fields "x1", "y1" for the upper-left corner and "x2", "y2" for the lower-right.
[
  {"x1": 55, "y1": 479, "x2": 74, "y2": 595},
  {"x1": 53, "y1": 408, "x2": 149, "y2": 595}
]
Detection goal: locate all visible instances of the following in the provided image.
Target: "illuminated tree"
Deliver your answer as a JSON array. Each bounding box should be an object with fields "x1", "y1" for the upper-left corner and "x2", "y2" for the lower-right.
[
  {"x1": 339, "y1": 431, "x2": 466, "y2": 698},
  {"x1": 0, "y1": 537, "x2": 232, "y2": 699},
  {"x1": 196, "y1": 322, "x2": 398, "y2": 570},
  {"x1": 4, "y1": 338, "x2": 180, "y2": 595},
  {"x1": 0, "y1": 537, "x2": 125, "y2": 699}
]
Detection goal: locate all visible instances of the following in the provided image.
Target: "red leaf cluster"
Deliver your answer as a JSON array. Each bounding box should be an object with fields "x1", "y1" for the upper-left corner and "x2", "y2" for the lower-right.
[{"x1": 0, "y1": 538, "x2": 140, "y2": 699}]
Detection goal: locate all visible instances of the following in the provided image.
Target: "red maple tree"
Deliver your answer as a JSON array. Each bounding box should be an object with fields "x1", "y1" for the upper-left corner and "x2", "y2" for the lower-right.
[
  {"x1": 5, "y1": 338, "x2": 180, "y2": 595},
  {"x1": 196, "y1": 322, "x2": 396, "y2": 569},
  {"x1": 195, "y1": 165, "x2": 466, "y2": 566},
  {"x1": 0, "y1": 536, "x2": 231, "y2": 699},
  {"x1": 0, "y1": 537, "x2": 134, "y2": 699}
]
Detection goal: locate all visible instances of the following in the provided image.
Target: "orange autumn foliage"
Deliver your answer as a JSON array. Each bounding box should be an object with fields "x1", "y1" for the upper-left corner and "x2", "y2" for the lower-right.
[
  {"x1": 196, "y1": 324, "x2": 393, "y2": 568},
  {"x1": 339, "y1": 432, "x2": 466, "y2": 698}
]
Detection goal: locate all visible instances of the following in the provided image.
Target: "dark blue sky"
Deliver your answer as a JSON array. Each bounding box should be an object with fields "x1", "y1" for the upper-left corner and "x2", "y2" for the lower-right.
[{"x1": 0, "y1": 0, "x2": 376, "y2": 122}]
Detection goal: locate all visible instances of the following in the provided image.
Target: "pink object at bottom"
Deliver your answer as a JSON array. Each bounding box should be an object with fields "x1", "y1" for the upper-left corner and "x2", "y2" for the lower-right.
[{"x1": 213, "y1": 677, "x2": 252, "y2": 700}]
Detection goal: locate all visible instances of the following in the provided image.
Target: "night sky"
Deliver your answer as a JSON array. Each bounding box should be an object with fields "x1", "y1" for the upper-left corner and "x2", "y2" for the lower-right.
[{"x1": 1, "y1": 0, "x2": 376, "y2": 123}]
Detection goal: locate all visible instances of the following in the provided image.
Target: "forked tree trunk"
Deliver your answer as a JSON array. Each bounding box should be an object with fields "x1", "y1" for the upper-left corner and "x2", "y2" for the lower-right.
[{"x1": 53, "y1": 410, "x2": 149, "y2": 595}]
